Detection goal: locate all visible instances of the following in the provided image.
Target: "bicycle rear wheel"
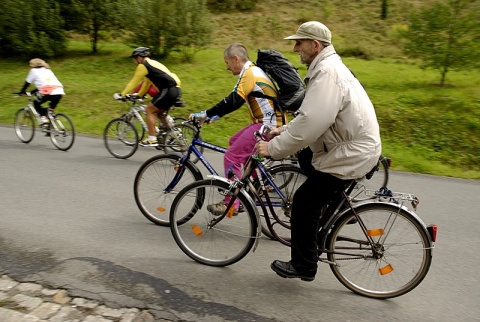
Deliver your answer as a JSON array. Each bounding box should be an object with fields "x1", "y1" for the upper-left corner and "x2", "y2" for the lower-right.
[
  {"x1": 258, "y1": 164, "x2": 306, "y2": 242},
  {"x1": 351, "y1": 156, "x2": 389, "y2": 202},
  {"x1": 14, "y1": 108, "x2": 35, "y2": 143},
  {"x1": 50, "y1": 113, "x2": 75, "y2": 151},
  {"x1": 103, "y1": 118, "x2": 138, "y2": 159},
  {"x1": 327, "y1": 203, "x2": 433, "y2": 299},
  {"x1": 170, "y1": 179, "x2": 258, "y2": 267},
  {"x1": 134, "y1": 154, "x2": 202, "y2": 226}
]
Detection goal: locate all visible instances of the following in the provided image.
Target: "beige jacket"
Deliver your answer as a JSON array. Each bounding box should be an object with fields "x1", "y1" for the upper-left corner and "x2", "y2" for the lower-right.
[{"x1": 267, "y1": 46, "x2": 382, "y2": 180}]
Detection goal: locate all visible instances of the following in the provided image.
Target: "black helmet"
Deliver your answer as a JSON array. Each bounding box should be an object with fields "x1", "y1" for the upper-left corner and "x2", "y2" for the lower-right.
[{"x1": 131, "y1": 47, "x2": 150, "y2": 58}]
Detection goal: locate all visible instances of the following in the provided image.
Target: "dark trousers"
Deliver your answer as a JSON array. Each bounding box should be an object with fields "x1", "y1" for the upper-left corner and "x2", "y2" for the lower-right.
[
  {"x1": 34, "y1": 94, "x2": 62, "y2": 116},
  {"x1": 290, "y1": 170, "x2": 352, "y2": 271}
]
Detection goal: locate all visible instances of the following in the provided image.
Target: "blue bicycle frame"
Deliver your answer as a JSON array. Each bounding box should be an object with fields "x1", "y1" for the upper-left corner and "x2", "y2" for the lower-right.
[{"x1": 164, "y1": 132, "x2": 292, "y2": 210}]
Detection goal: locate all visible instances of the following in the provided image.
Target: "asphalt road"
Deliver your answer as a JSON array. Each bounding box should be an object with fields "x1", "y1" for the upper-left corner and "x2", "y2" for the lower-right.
[{"x1": 1, "y1": 124, "x2": 479, "y2": 322}]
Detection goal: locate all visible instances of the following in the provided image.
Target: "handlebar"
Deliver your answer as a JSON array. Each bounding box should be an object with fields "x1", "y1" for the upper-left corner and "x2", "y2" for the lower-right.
[
  {"x1": 254, "y1": 124, "x2": 272, "y2": 143},
  {"x1": 113, "y1": 93, "x2": 144, "y2": 103},
  {"x1": 13, "y1": 92, "x2": 33, "y2": 97}
]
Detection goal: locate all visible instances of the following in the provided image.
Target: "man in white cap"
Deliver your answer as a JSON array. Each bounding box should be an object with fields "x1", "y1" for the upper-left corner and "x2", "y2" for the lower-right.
[{"x1": 256, "y1": 21, "x2": 382, "y2": 281}]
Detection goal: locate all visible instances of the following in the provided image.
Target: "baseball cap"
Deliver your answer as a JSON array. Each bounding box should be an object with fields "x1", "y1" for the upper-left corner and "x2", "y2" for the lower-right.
[{"x1": 284, "y1": 21, "x2": 332, "y2": 43}]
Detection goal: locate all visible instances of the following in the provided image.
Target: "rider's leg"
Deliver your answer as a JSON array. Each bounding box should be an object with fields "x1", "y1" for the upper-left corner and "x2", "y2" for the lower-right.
[
  {"x1": 47, "y1": 95, "x2": 62, "y2": 113},
  {"x1": 33, "y1": 94, "x2": 48, "y2": 117},
  {"x1": 222, "y1": 123, "x2": 262, "y2": 211},
  {"x1": 145, "y1": 103, "x2": 163, "y2": 137}
]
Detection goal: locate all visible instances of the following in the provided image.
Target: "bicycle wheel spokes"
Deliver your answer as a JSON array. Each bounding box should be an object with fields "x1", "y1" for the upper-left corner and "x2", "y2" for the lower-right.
[
  {"x1": 134, "y1": 154, "x2": 202, "y2": 226},
  {"x1": 103, "y1": 118, "x2": 138, "y2": 158},
  {"x1": 328, "y1": 204, "x2": 432, "y2": 299},
  {"x1": 127, "y1": 115, "x2": 146, "y2": 141},
  {"x1": 50, "y1": 113, "x2": 75, "y2": 151},
  {"x1": 260, "y1": 165, "x2": 306, "y2": 241},
  {"x1": 14, "y1": 108, "x2": 35, "y2": 143},
  {"x1": 170, "y1": 180, "x2": 257, "y2": 267}
]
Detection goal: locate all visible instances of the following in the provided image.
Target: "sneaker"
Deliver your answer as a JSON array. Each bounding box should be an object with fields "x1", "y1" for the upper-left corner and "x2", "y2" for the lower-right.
[
  {"x1": 40, "y1": 116, "x2": 49, "y2": 124},
  {"x1": 139, "y1": 138, "x2": 158, "y2": 147},
  {"x1": 207, "y1": 201, "x2": 238, "y2": 217}
]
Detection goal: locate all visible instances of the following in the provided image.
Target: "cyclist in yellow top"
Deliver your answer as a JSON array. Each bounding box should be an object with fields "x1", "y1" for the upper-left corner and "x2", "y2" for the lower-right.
[
  {"x1": 115, "y1": 47, "x2": 182, "y2": 147},
  {"x1": 190, "y1": 43, "x2": 283, "y2": 215}
]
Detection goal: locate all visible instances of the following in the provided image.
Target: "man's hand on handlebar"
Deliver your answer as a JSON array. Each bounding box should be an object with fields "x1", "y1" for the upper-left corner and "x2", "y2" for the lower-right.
[{"x1": 255, "y1": 140, "x2": 270, "y2": 157}]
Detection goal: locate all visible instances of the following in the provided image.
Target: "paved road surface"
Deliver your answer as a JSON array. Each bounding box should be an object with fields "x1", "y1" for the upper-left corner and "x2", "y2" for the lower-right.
[{"x1": 1, "y1": 125, "x2": 479, "y2": 321}]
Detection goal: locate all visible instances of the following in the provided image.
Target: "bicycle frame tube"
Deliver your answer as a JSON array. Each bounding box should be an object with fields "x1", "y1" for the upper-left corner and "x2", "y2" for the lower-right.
[
  {"x1": 163, "y1": 136, "x2": 227, "y2": 192},
  {"x1": 185, "y1": 137, "x2": 227, "y2": 174},
  {"x1": 131, "y1": 107, "x2": 148, "y2": 132}
]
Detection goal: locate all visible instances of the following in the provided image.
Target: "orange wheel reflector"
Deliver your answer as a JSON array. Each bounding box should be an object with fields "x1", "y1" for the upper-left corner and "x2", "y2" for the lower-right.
[
  {"x1": 192, "y1": 224, "x2": 203, "y2": 236},
  {"x1": 227, "y1": 207, "x2": 235, "y2": 218},
  {"x1": 174, "y1": 166, "x2": 179, "y2": 172},
  {"x1": 367, "y1": 229, "x2": 384, "y2": 237},
  {"x1": 156, "y1": 207, "x2": 166, "y2": 212},
  {"x1": 379, "y1": 264, "x2": 394, "y2": 275}
]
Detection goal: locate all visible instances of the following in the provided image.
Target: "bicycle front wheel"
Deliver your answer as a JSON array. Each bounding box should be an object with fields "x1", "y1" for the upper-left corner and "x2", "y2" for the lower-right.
[
  {"x1": 126, "y1": 114, "x2": 146, "y2": 141},
  {"x1": 50, "y1": 113, "x2": 75, "y2": 151},
  {"x1": 14, "y1": 108, "x2": 35, "y2": 143},
  {"x1": 103, "y1": 118, "x2": 138, "y2": 159},
  {"x1": 327, "y1": 203, "x2": 433, "y2": 299},
  {"x1": 258, "y1": 164, "x2": 306, "y2": 242},
  {"x1": 170, "y1": 179, "x2": 258, "y2": 267},
  {"x1": 134, "y1": 154, "x2": 202, "y2": 226}
]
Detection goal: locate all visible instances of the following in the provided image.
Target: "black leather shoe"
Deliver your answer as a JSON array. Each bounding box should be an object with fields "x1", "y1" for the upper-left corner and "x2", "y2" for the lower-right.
[{"x1": 271, "y1": 260, "x2": 316, "y2": 282}]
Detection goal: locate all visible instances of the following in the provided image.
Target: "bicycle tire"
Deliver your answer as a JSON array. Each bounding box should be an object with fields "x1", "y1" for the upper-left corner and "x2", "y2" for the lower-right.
[
  {"x1": 49, "y1": 113, "x2": 75, "y2": 151},
  {"x1": 162, "y1": 122, "x2": 204, "y2": 164},
  {"x1": 170, "y1": 179, "x2": 258, "y2": 267},
  {"x1": 126, "y1": 114, "x2": 146, "y2": 142},
  {"x1": 326, "y1": 203, "x2": 433, "y2": 299},
  {"x1": 103, "y1": 118, "x2": 138, "y2": 159},
  {"x1": 134, "y1": 154, "x2": 203, "y2": 226},
  {"x1": 257, "y1": 164, "x2": 306, "y2": 242},
  {"x1": 351, "y1": 156, "x2": 389, "y2": 202},
  {"x1": 14, "y1": 108, "x2": 35, "y2": 143}
]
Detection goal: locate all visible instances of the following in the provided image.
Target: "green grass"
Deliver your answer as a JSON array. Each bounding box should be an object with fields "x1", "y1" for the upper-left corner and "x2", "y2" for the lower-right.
[{"x1": 1, "y1": 0, "x2": 479, "y2": 179}]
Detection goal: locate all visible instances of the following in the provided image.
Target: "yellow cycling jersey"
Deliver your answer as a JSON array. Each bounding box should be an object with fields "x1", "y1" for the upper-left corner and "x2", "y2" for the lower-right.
[
  {"x1": 235, "y1": 62, "x2": 284, "y2": 127},
  {"x1": 121, "y1": 58, "x2": 180, "y2": 97}
]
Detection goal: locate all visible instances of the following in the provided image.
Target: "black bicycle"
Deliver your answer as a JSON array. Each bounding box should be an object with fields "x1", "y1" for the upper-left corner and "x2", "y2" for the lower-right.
[{"x1": 169, "y1": 126, "x2": 437, "y2": 299}]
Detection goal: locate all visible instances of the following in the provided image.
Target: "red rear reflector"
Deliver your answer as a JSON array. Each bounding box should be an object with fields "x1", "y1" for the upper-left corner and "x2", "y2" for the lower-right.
[{"x1": 427, "y1": 224, "x2": 437, "y2": 242}]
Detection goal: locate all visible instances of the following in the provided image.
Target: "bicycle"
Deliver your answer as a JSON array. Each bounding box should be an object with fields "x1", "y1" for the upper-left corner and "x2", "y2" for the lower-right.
[
  {"x1": 133, "y1": 119, "x2": 305, "y2": 241},
  {"x1": 103, "y1": 94, "x2": 196, "y2": 159},
  {"x1": 13, "y1": 92, "x2": 75, "y2": 151},
  {"x1": 168, "y1": 127, "x2": 437, "y2": 299},
  {"x1": 350, "y1": 155, "x2": 391, "y2": 202}
]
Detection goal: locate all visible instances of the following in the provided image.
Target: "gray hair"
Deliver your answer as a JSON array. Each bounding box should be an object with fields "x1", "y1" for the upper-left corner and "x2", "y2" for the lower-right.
[{"x1": 224, "y1": 43, "x2": 249, "y2": 62}]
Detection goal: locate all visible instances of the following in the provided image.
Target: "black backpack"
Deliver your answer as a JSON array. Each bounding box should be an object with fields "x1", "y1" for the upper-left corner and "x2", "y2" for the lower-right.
[{"x1": 254, "y1": 49, "x2": 306, "y2": 113}]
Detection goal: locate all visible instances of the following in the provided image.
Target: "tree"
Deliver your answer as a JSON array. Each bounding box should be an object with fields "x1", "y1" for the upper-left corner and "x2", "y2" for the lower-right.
[
  {"x1": 0, "y1": 0, "x2": 66, "y2": 58},
  {"x1": 402, "y1": 0, "x2": 480, "y2": 86},
  {"x1": 59, "y1": 0, "x2": 123, "y2": 53},
  {"x1": 381, "y1": 0, "x2": 388, "y2": 19},
  {"x1": 125, "y1": 0, "x2": 212, "y2": 60}
]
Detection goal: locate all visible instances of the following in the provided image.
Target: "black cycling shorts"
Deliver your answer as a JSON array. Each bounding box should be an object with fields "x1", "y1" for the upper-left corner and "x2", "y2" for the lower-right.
[{"x1": 151, "y1": 86, "x2": 181, "y2": 111}]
